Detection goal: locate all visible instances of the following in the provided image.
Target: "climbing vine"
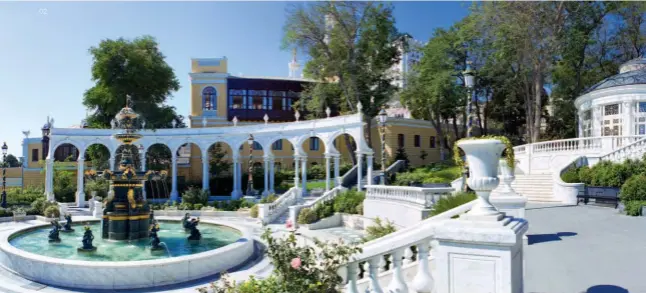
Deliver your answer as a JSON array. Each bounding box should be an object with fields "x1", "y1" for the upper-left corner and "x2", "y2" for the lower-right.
[{"x1": 453, "y1": 135, "x2": 515, "y2": 169}]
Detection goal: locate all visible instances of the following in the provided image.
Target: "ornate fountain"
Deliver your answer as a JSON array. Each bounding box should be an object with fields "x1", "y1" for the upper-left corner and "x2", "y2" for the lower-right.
[{"x1": 100, "y1": 96, "x2": 152, "y2": 241}]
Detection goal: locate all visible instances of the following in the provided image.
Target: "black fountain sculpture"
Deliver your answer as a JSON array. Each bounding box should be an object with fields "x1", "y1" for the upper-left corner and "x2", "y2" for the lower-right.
[
  {"x1": 61, "y1": 214, "x2": 74, "y2": 233},
  {"x1": 182, "y1": 213, "x2": 191, "y2": 230},
  {"x1": 78, "y1": 226, "x2": 97, "y2": 252},
  {"x1": 149, "y1": 221, "x2": 164, "y2": 252},
  {"x1": 187, "y1": 218, "x2": 201, "y2": 241},
  {"x1": 99, "y1": 96, "x2": 152, "y2": 241},
  {"x1": 48, "y1": 220, "x2": 62, "y2": 243}
]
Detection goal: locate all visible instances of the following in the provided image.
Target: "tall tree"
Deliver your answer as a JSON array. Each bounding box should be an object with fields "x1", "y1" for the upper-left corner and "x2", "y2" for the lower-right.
[
  {"x1": 2, "y1": 154, "x2": 20, "y2": 168},
  {"x1": 474, "y1": 2, "x2": 566, "y2": 142},
  {"x1": 82, "y1": 36, "x2": 184, "y2": 169},
  {"x1": 282, "y1": 2, "x2": 403, "y2": 161}
]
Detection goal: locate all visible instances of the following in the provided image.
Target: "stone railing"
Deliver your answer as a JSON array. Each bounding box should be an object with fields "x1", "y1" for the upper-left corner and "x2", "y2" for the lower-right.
[
  {"x1": 599, "y1": 136, "x2": 646, "y2": 163},
  {"x1": 289, "y1": 186, "x2": 345, "y2": 228},
  {"x1": 552, "y1": 156, "x2": 587, "y2": 205},
  {"x1": 364, "y1": 185, "x2": 453, "y2": 209},
  {"x1": 258, "y1": 187, "x2": 300, "y2": 225},
  {"x1": 514, "y1": 135, "x2": 644, "y2": 156},
  {"x1": 341, "y1": 199, "x2": 476, "y2": 292}
]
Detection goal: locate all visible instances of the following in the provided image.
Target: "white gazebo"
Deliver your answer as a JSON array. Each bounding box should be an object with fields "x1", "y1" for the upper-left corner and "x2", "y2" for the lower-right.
[
  {"x1": 43, "y1": 103, "x2": 373, "y2": 205},
  {"x1": 575, "y1": 57, "x2": 646, "y2": 139}
]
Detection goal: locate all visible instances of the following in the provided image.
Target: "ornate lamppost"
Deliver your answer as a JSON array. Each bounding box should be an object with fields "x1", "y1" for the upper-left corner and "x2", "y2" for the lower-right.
[
  {"x1": 1, "y1": 142, "x2": 8, "y2": 208},
  {"x1": 246, "y1": 134, "x2": 254, "y2": 196},
  {"x1": 377, "y1": 106, "x2": 388, "y2": 185},
  {"x1": 462, "y1": 61, "x2": 476, "y2": 192}
]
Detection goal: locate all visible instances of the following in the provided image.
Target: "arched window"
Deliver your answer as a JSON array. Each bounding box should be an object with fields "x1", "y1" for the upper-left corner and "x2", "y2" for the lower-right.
[{"x1": 202, "y1": 87, "x2": 217, "y2": 111}]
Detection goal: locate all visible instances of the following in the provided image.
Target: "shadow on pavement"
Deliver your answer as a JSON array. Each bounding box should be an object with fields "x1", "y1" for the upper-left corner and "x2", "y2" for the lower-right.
[
  {"x1": 527, "y1": 232, "x2": 577, "y2": 245},
  {"x1": 586, "y1": 285, "x2": 629, "y2": 293}
]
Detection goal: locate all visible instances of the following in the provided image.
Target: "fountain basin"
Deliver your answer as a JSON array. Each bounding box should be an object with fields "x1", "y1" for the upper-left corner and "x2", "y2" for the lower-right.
[{"x1": 0, "y1": 218, "x2": 254, "y2": 290}]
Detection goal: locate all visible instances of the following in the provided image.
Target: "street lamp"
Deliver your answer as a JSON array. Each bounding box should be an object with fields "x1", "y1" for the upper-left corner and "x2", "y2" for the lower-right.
[
  {"x1": 462, "y1": 61, "x2": 476, "y2": 193},
  {"x1": 377, "y1": 106, "x2": 388, "y2": 185},
  {"x1": 246, "y1": 134, "x2": 254, "y2": 196},
  {"x1": 1, "y1": 142, "x2": 8, "y2": 208}
]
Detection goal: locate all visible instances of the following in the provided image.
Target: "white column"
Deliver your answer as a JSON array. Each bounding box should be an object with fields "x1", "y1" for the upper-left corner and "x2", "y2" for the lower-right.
[
  {"x1": 301, "y1": 156, "x2": 307, "y2": 196},
  {"x1": 45, "y1": 159, "x2": 55, "y2": 201},
  {"x1": 140, "y1": 153, "x2": 146, "y2": 172},
  {"x1": 76, "y1": 156, "x2": 86, "y2": 207},
  {"x1": 623, "y1": 101, "x2": 633, "y2": 137},
  {"x1": 231, "y1": 156, "x2": 240, "y2": 199},
  {"x1": 356, "y1": 153, "x2": 363, "y2": 191},
  {"x1": 170, "y1": 153, "x2": 179, "y2": 202},
  {"x1": 109, "y1": 157, "x2": 116, "y2": 171},
  {"x1": 262, "y1": 157, "x2": 270, "y2": 197},
  {"x1": 334, "y1": 155, "x2": 341, "y2": 187},
  {"x1": 366, "y1": 154, "x2": 373, "y2": 187},
  {"x1": 325, "y1": 155, "x2": 331, "y2": 191},
  {"x1": 593, "y1": 105, "x2": 603, "y2": 137},
  {"x1": 293, "y1": 156, "x2": 300, "y2": 189},
  {"x1": 577, "y1": 112, "x2": 584, "y2": 138},
  {"x1": 269, "y1": 159, "x2": 275, "y2": 194},
  {"x1": 202, "y1": 150, "x2": 210, "y2": 192}
]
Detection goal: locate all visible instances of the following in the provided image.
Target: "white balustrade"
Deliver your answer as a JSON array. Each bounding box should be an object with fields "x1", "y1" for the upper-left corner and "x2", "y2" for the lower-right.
[
  {"x1": 289, "y1": 186, "x2": 344, "y2": 227},
  {"x1": 342, "y1": 200, "x2": 475, "y2": 293},
  {"x1": 257, "y1": 187, "x2": 300, "y2": 224},
  {"x1": 600, "y1": 136, "x2": 646, "y2": 163},
  {"x1": 364, "y1": 185, "x2": 452, "y2": 208}
]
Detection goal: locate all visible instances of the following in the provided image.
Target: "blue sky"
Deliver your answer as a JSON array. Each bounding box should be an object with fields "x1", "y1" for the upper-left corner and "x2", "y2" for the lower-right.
[{"x1": 0, "y1": 1, "x2": 469, "y2": 158}]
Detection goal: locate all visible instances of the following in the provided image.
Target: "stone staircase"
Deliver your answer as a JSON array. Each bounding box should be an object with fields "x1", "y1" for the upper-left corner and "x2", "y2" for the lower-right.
[{"x1": 511, "y1": 173, "x2": 561, "y2": 202}]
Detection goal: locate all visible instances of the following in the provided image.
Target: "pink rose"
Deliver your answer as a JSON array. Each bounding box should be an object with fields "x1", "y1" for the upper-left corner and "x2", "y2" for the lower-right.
[
  {"x1": 286, "y1": 219, "x2": 293, "y2": 229},
  {"x1": 290, "y1": 257, "x2": 302, "y2": 269}
]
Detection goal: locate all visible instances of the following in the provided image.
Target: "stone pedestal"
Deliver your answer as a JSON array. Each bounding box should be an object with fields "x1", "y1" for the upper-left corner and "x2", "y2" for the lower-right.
[
  {"x1": 434, "y1": 216, "x2": 529, "y2": 293},
  {"x1": 93, "y1": 201, "x2": 103, "y2": 219}
]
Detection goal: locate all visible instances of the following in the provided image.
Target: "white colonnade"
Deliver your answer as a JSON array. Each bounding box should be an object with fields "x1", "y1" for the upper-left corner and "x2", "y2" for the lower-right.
[{"x1": 43, "y1": 108, "x2": 372, "y2": 204}]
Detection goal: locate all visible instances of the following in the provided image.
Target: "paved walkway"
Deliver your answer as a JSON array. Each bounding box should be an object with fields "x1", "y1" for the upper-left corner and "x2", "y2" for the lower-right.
[{"x1": 525, "y1": 203, "x2": 646, "y2": 293}]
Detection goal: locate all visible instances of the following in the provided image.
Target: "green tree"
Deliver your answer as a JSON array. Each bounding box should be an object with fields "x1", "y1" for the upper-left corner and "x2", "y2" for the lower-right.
[
  {"x1": 209, "y1": 143, "x2": 231, "y2": 175},
  {"x1": 3, "y1": 154, "x2": 20, "y2": 168},
  {"x1": 282, "y1": 2, "x2": 404, "y2": 160},
  {"x1": 82, "y1": 35, "x2": 184, "y2": 169}
]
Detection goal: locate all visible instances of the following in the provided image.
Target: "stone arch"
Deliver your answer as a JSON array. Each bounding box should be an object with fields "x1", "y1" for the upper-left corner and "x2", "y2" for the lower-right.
[
  {"x1": 114, "y1": 144, "x2": 145, "y2": 171},
  {"x1": 267, "y1": 137, "x2": 295, "y2": 158},
  {"x1": 331, "y1": 132, "x2": 358, "y2": 165},
  {"x1": 298, "y1": 134, "x2": 327, "y2": 166},
  {"x1": 84, "y1": 143, "x2": 111, "y2": 170},
  {"x1": 52, "y1": 142, "x2": 81, "y2": 162},
  {"x1": 145, "y1": 143, "x2": 172, "y2": 171},
  {"x1": 205, "y1": 141, "x2": 234, "y2": 176}
]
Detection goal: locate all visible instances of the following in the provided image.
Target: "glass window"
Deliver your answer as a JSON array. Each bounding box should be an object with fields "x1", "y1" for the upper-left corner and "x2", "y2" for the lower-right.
[
  {"x1": 639, "y1": 102, "x2": 646, "y2": 113},
  {"x1": 228, "y1": 89, "x2": 246, "y2": 109},
  {"x1": 272, "y1": 140, "x2": 283, "y2": 151},
  {"x1": 430, "y1": 136, "x2": 436, "y2": 148},
  {"x1": 604, "y1": 104, "x2": 619, "y2": 116},
  {"x1": 414, "y1": 135, "x2": 421, "y2": 147},
  {"x1": 398, "y1": 134, "x2": 405, "y2": 148},
  {"x1": 32, "y1": 149, "x2": 39, "y2": 162},
  {"x1": 310, "y1": 137, "x2": 320, "y2": 151},
  {"x1": 253, "y1": 141, "x2": 262, "y2": 150},
  {"x1": 202, "y1": 87, "x2": 217, "y2": 110},
  {"x1": 248, "y1": 90, "x2": 266, "y2": 110}
]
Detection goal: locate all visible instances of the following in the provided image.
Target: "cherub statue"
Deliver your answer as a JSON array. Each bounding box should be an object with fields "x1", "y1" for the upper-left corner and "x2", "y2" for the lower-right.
[
  {"x1": 48, "y1": 220, "x2": 62, "y2": 243},
  {"x1": 182, "y1": 213, "x2": 191, "y2": 229},
  {"x1": 62, "y1": 214, "x2": 74, "y2": 232},
  {"x1": 187, "y1": 217, "x2": 201, "y2": 241}
]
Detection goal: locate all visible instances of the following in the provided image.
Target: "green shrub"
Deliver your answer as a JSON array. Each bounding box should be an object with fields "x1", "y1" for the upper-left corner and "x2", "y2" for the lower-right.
[
  {"x1": 315, "y1": 200, "x2": 335, "y2": 220},
  {"x1": 430, "y1": 192, "x2": 477, "y2": 217},
  {"x1": 53, "y1": 170, "x2": 76, "y2": 202},
  {"x1": 297, "y1": 208, "x2": 318, "y2": 224},
  {"x1": 31, "y1": 198, "x2": 57, "y2": 215},
  {"x1": 393, "y1": 164, "x2": 462, "y2": 186},
  {"x1": 561, "y1": 167, "x2": 581, "y2": 183},
  {"x1": 363, "y1": 217, "x2": 397, "y2": 242},
  {"x1": 84, "y1": 178, "x2": 109, "y2": 199},
  {"x1": 250, "y1": 205, "x2": 259, "y2": 218},
  {"x1": 181, "y1": 187, "x2": 209, "y2": 205},
  {"x1": 178, "y1": 202, "x2": 194, "y2": 210},
  {"x1": 624, "y1": 200, "x2": 646, "y2": 216},
  {"x1": 193, "y1": 203, "x2": 204, "y2": 210},
  {"x1": 333, "y1": 190, "x2": 365, "y2": 214},
  {"x1": 307, "y1": 164, "x2": 325, "y2": 180},
  {"x1": 620, "y1": 174, "x2": 646, "y2": 202},
  {"x1": 580, "y1": 160, "x2": 645, "y2": 188},
  {"x1": 355, "y1": 202, "x2": 364, "y2": 215},
  {"x1": 259, "y1": 194, "x2": 278, "y2": 204},
  {"x1": 214, "y1": 199, "x2": 253, "y2": 211},
  {"x1": 44, "y1": 205, "x2": 60, "y2": 218},
  {"x1": 7, "y1": 187, "x2": 45, "y2": 205}
]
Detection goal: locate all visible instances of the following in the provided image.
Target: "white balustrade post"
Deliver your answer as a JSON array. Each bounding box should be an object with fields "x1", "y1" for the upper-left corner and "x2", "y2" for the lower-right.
[
  {"x1": 76, "y1": 156, "x2": 86, "y2": 208},
  {"x1": 334, "y1": 155, "x2": 341, "y2": 187},
  {"x1": 411, "y1": 241, "x2": 433, "y2": 293},
  {"x1": 45, "y1": 159, "x2": 54, "y2": 201},
  {"x1": 140, "y1": 152, "x2": 146, "y2": 172},
  {"x1": 345, "y1": 262, "x2": 360, "y2": 293},
  {"x1": 623, "y1": 102, "x2": 633, "y2": 137},
  {"x1": 301, "y1": 157, "x2": 308, "y2": 196},
  {"x1": 202, "y1": 150, "x2": 210, "y2": 192},
  {"x1": 170, "y1": 153, "x2": 179, "y2": 202},
  {"x1": 366, "y1": 154, "x2": 373, "y2": 186},
  {"x1": 262, "y1": 157, "x2": 270, "y2": 197},
  {"x1": 387, "y1": 248, "x2": 409, "y2": 293},
  {"x1": 367, "y1": 256, "x2": 384, "y2": 293},
  {"x1": 357, "y1": 153, "x2": 364, "y2": 190},
  {"x1": 269, "y1": 159, "x2": 275, "y2": 194},
  {"x1": 325, "y1": 154, "x2": 331, "y2": 191}
]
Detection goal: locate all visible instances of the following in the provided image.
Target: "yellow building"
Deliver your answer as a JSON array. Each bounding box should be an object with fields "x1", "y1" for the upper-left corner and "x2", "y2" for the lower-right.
[{"x1": 15, "y1": 56, "x2": 443, "y2": 191}]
